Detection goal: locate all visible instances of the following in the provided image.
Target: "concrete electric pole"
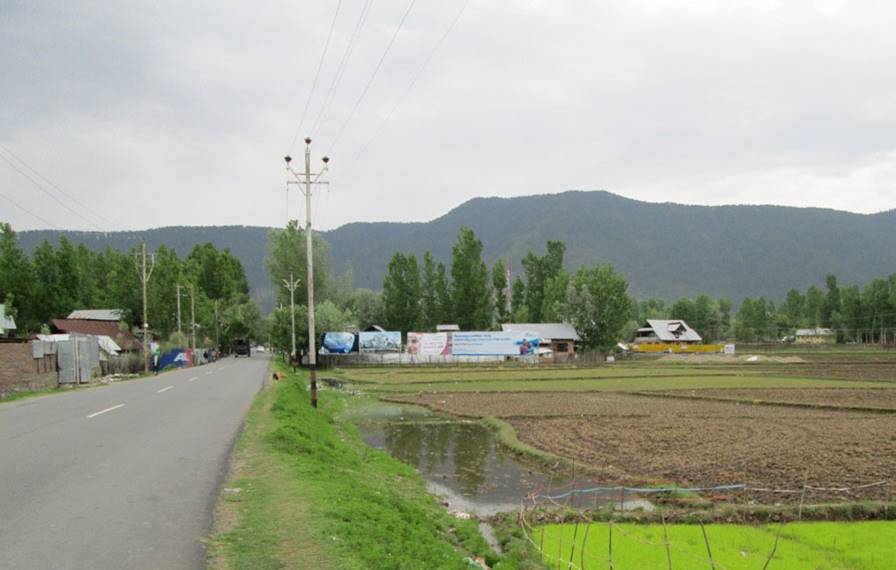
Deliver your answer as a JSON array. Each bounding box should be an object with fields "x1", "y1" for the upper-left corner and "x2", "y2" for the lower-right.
[
  {"x1": 133, "y1": 241, "x2": 155, "y2": 374},
  {"x1": 189, "y1": 284, "x2": 197, "y2": 363},
  {"x1": 282, "y1": 273, "x2": 300, "y2": 362},
  {"x1": 285, "y1": 138, "x2": 329, "y2": 408},
  {"x1": 176, "y1": 284, "x2": 183, "y2": 334}
]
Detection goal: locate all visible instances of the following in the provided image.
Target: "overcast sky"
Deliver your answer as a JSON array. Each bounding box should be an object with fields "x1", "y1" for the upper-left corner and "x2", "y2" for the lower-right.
[{"x1": 2, "y1": 0, "x2": 895, "y2": 232}]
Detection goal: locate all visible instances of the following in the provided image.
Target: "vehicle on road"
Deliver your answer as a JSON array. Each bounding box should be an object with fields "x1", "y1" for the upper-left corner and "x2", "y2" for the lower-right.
[{"x1": 234, "y1": 339, "x2": 251, "y2": 357}]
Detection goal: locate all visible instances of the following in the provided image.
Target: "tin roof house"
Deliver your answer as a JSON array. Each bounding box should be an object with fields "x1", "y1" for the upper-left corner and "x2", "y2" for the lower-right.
[{"x1": 634, "y1": 319, "x2": 702, "y2": 345}]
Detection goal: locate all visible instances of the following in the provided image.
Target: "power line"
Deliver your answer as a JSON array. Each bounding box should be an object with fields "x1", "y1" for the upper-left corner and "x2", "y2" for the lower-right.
[
  {"x1": 0, "y1": 189, "x2": 59, "y2": 229},
  {"x1": 288, "y1": 0, "x2": 344, "y2": 151},
  {"x1": 348, "y1": 0, "x2": 471, "y2": 167},
  {"x1": 310, "y1": 0, "x2": 375, "y2": 138},
  {"x1": 325, "y1": 0, "x2": 419, "y2": 154},
  {"x1": 0, "y1": 145, "x2": 112, "y2": 231}
]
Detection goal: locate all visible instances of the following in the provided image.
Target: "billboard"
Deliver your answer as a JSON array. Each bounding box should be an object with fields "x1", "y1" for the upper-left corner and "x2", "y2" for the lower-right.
[
  {"x1": 359, "y1": 331, "x2": 401, "y2": 352},
  {"x1": 451, "y1": 331, "x2": 540, "y2": 356},
  {"x1": 407, "y1": 332, "x2": 450, "y2": 356},
  {"x1": 320, "y1": 332, "x2": 356, "y2": 354}
]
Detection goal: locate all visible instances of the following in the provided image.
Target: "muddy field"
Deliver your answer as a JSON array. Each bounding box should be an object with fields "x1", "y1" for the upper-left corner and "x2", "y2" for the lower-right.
[
  {"x1": 651, "y1": 388, "x2": 896, "y2": 410},
  {"x1": 391, "y1": 392, "x2": 896, "y2": 503}
]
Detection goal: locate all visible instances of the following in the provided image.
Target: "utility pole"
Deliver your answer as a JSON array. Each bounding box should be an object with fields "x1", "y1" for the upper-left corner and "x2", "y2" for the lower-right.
[
  {"x1": 176, "y1": 284, "x2": 183, "y2": 334},
  {"x1": 189, "y1": 284, "x2": 197, "y2": 364},
  {"x1": 214, "y1": 299, "x2": 220, "y2": 351},
  {"x1": 285, "y1": 138, "x2": 329, "y2": 408},
  {"x1": 133, "y1": 242, "x2": 155, "y2": 373},
  {"x1": 282, "y1": 273, "x2": 300, "y2": 361}
]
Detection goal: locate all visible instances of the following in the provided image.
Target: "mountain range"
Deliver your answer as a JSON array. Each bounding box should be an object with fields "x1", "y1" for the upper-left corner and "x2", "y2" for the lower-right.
[{"x1": 17, "y1": 191, "x2": 896, "y2": 313}]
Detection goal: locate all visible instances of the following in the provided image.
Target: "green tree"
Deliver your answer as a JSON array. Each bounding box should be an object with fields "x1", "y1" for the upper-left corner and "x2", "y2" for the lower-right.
[
  {"x1": 449, "y1": 227, "x2": 491, "y2": 330},
  {"x1": 565, "y1": 265, "x2": 634, "y2": 354},
  {"x1": 382, "y1": 252, "x2": 421, "y2": 335},
  {"x1": 541, "y1": 269, "x2": 569, "y2": 322},
  {"x1": 266, "y1": 220, "x2": 332, "y2": 307},
  {"x1": 521, "y1": 240, "x2": 565, "y2": 322},
  {"x1": 350, "y1": 288, "x2": 386, "y2": 330},
  {"x1": 420, "y1": 252, "x2": 439, "y2": 330},
  {"x1": 0, "y1": 223, "x2": 35, "y2": 331},
  {"x1": 822, "y1": 274, "x2": 840, "y2": 328},
  {"x1": 510, "y1": 276, "x2": 527, "y2": 323},
  {"x1": 804, "y1": 285, "x2": 825, "y2": 327},
  {"x1": 434, "y1": 262, "x2": 452, "y2": 325},
  {"x1": 491, "y1": 259, "x2": 509, "y2": 326}
]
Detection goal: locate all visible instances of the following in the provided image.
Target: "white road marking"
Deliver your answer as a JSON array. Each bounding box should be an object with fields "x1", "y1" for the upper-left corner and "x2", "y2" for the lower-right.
[
  {"x1": 157, "y1": 386, "x2": 174, "y2": 393},
  {"x1": 205, "y1": 370, "x2": 214, "y2": 375},
  {"x1": 86, "y1": 404, "x2": 125, "y2": 419},
  {"x1": 188, "y1": 376, "x2": 198, "y2": 383}
]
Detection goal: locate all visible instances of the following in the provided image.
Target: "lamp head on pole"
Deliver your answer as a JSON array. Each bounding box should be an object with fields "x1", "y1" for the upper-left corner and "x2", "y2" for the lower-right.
[
  {"x1": 284, "y1": 155, "x2": 292, "y2": 164},
  {"x1": 322, "y1": 156, "x2": 330, "y2": 165},
  {"x1": 304, "y1": 137, "x2": 312, "y2": 145}
]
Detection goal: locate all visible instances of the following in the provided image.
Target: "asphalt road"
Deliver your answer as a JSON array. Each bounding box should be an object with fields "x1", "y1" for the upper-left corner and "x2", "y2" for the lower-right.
[{"x1": 0, "y1": 354, "x2": 269, "y2": 570}]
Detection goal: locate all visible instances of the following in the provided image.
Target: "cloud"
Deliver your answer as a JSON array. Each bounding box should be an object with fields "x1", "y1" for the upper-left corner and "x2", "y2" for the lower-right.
[{"x1": 2, "y1": 0, "x2": 895, "y2": 231}]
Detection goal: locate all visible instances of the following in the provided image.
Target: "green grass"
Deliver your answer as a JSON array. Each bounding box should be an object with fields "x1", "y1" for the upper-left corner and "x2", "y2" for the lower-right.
[
  {"x1": 0, "y1": 386, "x2": 66, "y2": 403},
  {"x1": 363, "y1": 375, "x2": 883, "y2": 393},
  {"x1": 535, "y1": 521, "x2": 896, "y2": 569},
  {"x1": 209, "y1": 362, "x2": 509, "y2": 570}
]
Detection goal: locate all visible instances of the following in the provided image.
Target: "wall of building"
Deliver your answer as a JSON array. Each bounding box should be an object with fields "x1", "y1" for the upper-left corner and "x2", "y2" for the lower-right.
[{"x1": 0, "y1": 341, "x2": 57, "y2": 397}]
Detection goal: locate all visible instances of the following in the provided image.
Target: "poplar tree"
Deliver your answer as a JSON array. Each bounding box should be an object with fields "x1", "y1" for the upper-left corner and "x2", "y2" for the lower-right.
[{"x1": 449, "y1": 227, "x2": 491, "y2": 330}]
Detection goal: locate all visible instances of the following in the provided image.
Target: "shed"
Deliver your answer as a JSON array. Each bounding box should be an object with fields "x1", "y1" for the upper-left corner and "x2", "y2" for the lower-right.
[
  {"x1": 51, "y1": 318, "x2": 140, "y2": 351},
  {"x1": 794, "y1": 328, "x2": 835, "y2": 344}
]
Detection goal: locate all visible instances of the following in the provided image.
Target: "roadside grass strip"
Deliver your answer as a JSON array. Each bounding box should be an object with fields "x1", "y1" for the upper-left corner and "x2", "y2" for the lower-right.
[
  {"x1": 209, "y1": 364, "x2": 503, "y2": 570},
  {"x1": 534, "y1": 521, "x2": 896, "y2": 569}
]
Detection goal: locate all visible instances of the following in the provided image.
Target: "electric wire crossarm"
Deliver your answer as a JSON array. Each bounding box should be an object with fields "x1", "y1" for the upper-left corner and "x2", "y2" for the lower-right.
[{"x1": 284, "y1": 138, "x2": 330, "y2": 408}]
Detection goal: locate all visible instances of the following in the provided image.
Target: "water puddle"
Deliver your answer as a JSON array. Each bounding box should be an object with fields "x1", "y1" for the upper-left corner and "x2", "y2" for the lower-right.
[{"x1": 352, "y1": 402, "x2": 653, "y2": 520}]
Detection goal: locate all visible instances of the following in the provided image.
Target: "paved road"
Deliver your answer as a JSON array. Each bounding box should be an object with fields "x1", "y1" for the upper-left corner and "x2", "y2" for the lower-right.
[{"x1": 0, "y1": 355, "x2": 269, "y2": 569}]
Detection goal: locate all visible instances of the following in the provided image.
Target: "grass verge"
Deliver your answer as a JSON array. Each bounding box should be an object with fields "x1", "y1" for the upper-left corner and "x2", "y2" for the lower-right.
[{"x1": 208, "y1": 362, "x2": 513, "y2": 569}]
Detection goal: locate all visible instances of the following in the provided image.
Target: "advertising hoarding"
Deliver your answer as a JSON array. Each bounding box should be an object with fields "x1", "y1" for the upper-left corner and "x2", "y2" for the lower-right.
[
  {"x1": 451, "y1": 331, "x2": 539, "y2": 356},
  {"x1": 407, "y1": 332, "x2": 450, "y2": 356},
  {"x1": 359, "y1": 331, "x2": 401, "y2": 352},
  {"x1": 320, "y1": 332, "x2": 356, "y2": 354}
]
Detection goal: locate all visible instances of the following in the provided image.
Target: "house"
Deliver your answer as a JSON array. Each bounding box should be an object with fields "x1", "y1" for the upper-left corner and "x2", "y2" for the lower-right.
[
  {"x1": 52, "y1": 309, "x2": 140, "y2": 351},
  {"x1": 0, "y1": 304, "x2": 16, "y2": 337},
  {"x1": 795, "y1": 328, "x2": 835, "y2": 344},
  {"x1": 634, "y1": 319, "x2": 703, "y2": 345},
  {"x1": 502, "y1": 323, "x2": 580, "y2": 360},
  {"x1": 436, "y1": 324, "x2": 460, "y2": 332}
]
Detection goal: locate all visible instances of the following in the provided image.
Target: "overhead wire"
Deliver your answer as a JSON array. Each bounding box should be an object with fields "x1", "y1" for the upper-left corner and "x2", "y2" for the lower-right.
[
  {"x1": 0, "y1": 188, "x2": 60, "y2": 229},
  {"x1": 347, "y1": 0, "x2": 471, "y2": 167},
  {"x1": 288, "y1": 0, "x2": 344, "y2": 151},
  {"x1": 325, "y1": 0, "x2": 419, "y2": 155},
  {"x1": 309, "y1": 0, "x2": 375, "y2": 138},
  {"x1": 0, "y1": 143, "x2": 115, "y2": 230},
  {"x1": 0, "y1": 151, "x2": 107, "y2": 232}
]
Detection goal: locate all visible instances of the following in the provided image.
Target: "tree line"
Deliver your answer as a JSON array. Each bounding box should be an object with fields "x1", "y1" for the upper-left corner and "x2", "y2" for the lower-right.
[{"x1": 0, "y1": 222, "x2": 261, "y2": 348}]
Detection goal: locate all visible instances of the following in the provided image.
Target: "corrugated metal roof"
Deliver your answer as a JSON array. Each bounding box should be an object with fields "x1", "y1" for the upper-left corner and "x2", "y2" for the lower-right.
[
  {"x1": 502, "y1": 323, "x2": 580, "y2": 341},
  {"x1": 643, "y1": 319, "x2": 702, "y2": 342},
  {"x1": 67, "y1": 309, "x2": 123, "y2": 321},
  {"x1": 795, "y1": 328, "x2": 834, "y2": 336},
  {"x1": 52, "y1": 319, "x2": 140, "y2": 350}
]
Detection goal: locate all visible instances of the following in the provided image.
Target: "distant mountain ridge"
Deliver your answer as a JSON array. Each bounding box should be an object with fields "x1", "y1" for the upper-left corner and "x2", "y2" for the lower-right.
[{"x1": 17, "y1": 191, "x2": 896, "y2": 313}]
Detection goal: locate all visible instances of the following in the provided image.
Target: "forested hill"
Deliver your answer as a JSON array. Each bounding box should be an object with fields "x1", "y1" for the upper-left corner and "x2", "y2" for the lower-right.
[
  {"x1": 323, "y1": 191, "x2": 896, "y2": 301},
  {"x1": 17, "y1": 191, "x2": 896, "y2": 311}
]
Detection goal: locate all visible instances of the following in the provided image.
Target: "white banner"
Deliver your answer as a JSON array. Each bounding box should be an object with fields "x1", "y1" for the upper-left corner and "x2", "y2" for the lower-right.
[
  {"x1": 407, "y1": 332, "x2": 449, "y2": 355},
  {"x1": 451, "y1": 331, "x2": 539, "y2": 356}
]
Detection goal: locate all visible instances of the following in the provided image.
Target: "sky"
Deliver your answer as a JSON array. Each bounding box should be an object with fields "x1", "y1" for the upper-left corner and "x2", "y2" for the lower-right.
[{"x1": 2, "y1": 0, "x2": 895, "y2": 232}]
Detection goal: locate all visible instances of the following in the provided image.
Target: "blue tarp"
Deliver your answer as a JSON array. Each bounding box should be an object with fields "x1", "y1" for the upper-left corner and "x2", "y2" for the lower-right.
[{"x1": 159, "y1": 348, "x2": 191, "y2": 369}]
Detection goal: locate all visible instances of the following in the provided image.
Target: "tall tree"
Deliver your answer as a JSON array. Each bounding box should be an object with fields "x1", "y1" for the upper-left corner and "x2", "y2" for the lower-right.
[
  {"x1": 382, "y1": 252, "x2": 422, "y2": 335},
  {"x1": 510, "y1": 276, "x2": 527, "y2": 323},
  {"x1": 0, "y1": 223, "x2": 35, "y2": 331},
  {"x1": 565, "y1": 265, "x2": 634, "y2": 354},
  {"x1": 266, "y1": 220, "x2": 332, "y2": 307},
  {"x1": 822, "y1": 274, "x2": 840, "y2": 328},
  {"x1": 521, "y1": 240, "x2": 566, "y2": 322},
  {"x1": 434, "y1": 262, "x2": 452, "y2": 325},
  {"x1": 420, "y1": 252, "x2": 439, "y2": 330},
  {"x1": 491, "y1": 259, "x2": 509, "y2": 327},
  {"x1": 449, "y1": 227, "x2": 491, "y2": 330}
]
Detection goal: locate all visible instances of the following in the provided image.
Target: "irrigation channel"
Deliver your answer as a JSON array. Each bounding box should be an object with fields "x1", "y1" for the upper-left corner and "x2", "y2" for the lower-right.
[{"x1": 346, "y1": 396, "x2": 654, "y2": 552}]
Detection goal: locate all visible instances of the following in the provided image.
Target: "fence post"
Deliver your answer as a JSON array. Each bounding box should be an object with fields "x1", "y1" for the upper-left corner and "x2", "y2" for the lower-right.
[
  {"x1": 607, "y1": 521, "x2": 614, "y2": 570},
  {"x1": 699, "y1": 522, "x2": 716, "y2": 570},
  {"x1": 661, "y1": 514, "x2": 673, "y2": 570}
]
